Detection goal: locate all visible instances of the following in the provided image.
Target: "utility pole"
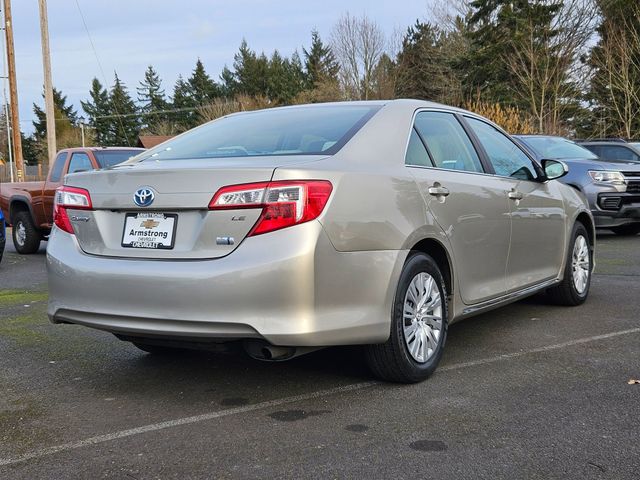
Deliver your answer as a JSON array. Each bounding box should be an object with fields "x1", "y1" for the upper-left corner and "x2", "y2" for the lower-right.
[
  {"x1": 3, "y1": 0, "x2": 23, "y2": 181},
  {"x1": 38, "y1": 0, "x2": 56, "y2": 166},
  {"x1": 0, "y1": 4, "x2": 13, "y2": 182},
  {"x1": 79, "y1": 118, "x2": 85, "y2": 147}
]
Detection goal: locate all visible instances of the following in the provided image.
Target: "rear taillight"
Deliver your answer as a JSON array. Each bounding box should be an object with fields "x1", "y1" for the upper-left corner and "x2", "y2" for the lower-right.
[
  {"x1": 209, "y1": 180, "x2": 333, "y2": 236},
  {"x1": 53, "y1": 186, "x2": 93, "y2": 234}
]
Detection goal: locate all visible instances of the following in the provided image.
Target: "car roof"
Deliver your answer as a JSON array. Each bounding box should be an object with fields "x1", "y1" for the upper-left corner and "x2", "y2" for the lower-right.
[{"x1": 223, "y1": 99, "x2": 475, "y2": 118}]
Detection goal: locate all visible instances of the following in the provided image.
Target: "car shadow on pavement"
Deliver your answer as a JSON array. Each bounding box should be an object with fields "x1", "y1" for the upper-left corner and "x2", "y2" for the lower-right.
[
  {"x1": 76, "y1": 341, "x2": 374, "y2": 404},
  {"x1": 79, "y1": 293, "x2": 550, "y2": 400}
]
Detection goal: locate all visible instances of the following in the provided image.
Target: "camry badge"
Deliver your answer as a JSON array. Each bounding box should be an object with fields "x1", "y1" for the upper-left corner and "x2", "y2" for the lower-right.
[{"x1": 133, "y1": 187, "x2": 155, "y2": 207}]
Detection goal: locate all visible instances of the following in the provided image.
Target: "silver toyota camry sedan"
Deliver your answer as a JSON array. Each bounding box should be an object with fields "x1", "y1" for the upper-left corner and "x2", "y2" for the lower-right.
[{"x1": 47, "y1": 100, "x2": 594, "y2": 383}]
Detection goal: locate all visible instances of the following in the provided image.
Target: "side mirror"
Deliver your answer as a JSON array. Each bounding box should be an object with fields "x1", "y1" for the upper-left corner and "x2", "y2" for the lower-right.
[{"x1": 541, "y1": 159, "x2": 568, "y2": 181}]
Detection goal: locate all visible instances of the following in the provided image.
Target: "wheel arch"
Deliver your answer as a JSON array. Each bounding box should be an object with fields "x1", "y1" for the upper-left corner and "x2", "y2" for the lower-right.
[
  {"x1": 572, "y1": 210, "x2": 596, "y2": 274},
  {"x1": 575, "y1": 211, "x2": 595, "y2": 250},
  {"x1": 9, "y1": 196, "x2": 35, "y2": 226},
  {"x1": 408, "y1": 237, "x2": 454, "y2": 297}
]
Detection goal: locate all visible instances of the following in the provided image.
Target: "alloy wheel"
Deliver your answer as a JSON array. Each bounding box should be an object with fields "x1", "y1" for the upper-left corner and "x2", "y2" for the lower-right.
[
  {"x1": 403, "y1": 272, "x2": 443, "y2": 363},
  {"x1": 572, "y1": 235, "x2": 590, "y2": 294}
]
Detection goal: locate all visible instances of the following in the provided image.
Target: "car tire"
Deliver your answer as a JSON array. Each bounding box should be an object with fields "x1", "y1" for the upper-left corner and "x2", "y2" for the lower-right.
[
  {"x1": 611, "y1": 224, "x2": 640, "y2": 236},
  {"x1": 547, "y1": 222, "x2": 591, "y2": 306},
  {"x1": 365, "y1": 252, "x2": 448, "y2": 383},
  {"x1": 132, "y1": 342, "x2": 183, "y2": 355},
  {"x1": 12, "y1": 211, "x2": 41, "y2": 254}
]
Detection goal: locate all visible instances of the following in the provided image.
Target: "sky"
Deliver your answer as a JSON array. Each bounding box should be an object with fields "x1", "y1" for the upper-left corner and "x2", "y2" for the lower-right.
[{"x1": 7, "y1": 0, "x2": 429, "y2": 134}]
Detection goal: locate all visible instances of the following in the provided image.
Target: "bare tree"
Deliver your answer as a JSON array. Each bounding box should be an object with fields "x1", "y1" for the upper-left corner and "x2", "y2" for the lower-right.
[
  {"x1": 506, "y1": 0, "x2": 597, "y2": 134},
  {"x1": 427, "y1": 0, "x2": 471, "y2": 31},
  {"x1": 590, "y1": 4, "x2": 640, "y2": 139},
  {"x1": 331, "y1": 12, "x2": 387, "y2": 100}
]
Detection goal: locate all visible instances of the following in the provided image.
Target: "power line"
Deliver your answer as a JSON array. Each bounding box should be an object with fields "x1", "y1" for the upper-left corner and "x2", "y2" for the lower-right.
[{"x1": 73, "y1": 0, "x2": 131, "y2": 146}]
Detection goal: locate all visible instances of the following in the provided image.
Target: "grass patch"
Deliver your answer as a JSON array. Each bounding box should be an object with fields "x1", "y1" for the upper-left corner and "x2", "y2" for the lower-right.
[
  {"x1": 0, "y1": 392, "x2": 53, "y2": 452},
  {"x1": 594, "y1": 257, "x2": 626, "y2": 266},
  {"x1": 0, "y1": 309, "x2": 48, "y2": 346},
  {"x1": 0, "y1": 289, "x2": 48, "y2": 307}
]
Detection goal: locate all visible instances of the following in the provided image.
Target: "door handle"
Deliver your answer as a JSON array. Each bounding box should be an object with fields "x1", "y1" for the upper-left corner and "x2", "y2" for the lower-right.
[
  {"x1": 508, "y1": 190, "x2": 524, "y2": 200},
  {"x1": 428, "y1": 185, "x2": 450, "y2": 197}
]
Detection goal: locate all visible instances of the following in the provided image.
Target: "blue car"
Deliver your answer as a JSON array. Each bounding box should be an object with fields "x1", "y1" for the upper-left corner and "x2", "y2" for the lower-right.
[{"x1": 0, "y1": 208, "x2": 5, "y2": 264}]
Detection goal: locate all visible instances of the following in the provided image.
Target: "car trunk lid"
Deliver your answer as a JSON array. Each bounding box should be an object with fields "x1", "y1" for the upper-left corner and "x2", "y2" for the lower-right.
[{"x1": 63, "y1": 156, "x2": 325, "y2": 259}]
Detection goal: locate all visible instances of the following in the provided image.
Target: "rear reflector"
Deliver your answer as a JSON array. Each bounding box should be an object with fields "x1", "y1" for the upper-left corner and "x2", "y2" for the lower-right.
[
  {"x1": 54, "y1": 186, "x2": 93, "y2": 234},
  {"x1": 209, "y1": 180, "x2": 333, "y2": 236}
]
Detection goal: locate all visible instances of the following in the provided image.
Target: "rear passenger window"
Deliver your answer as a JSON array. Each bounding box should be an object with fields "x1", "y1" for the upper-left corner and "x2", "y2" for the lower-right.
[
  {"x1": 599, "y1": 145, "x2": 640, "y2": 162},
  {"x1": 465, "y1": 117, "x2": 538, "y2": 181},
  {"x1": 414, "y1": 112, "x2": 483, "y2": 173},
  {"x1": 405, "y1": 128, "x2": 432, "y2": 167},
  {"x1": 68, "y1": 153, "x2": 94, "y2": 174},
  {"x1": 49, "y1": 152, "x2": 67, "y2": 182}
]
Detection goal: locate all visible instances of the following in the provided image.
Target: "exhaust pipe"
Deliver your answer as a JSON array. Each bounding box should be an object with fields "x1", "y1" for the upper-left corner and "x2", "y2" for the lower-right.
[{"x1": 243, "y1": 340, "x2": 323, "y2": 361}]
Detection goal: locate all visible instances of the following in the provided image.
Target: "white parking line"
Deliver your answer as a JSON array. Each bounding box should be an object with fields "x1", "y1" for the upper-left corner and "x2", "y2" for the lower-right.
[
  {"x1": 438, "y1": 327, "x2": 640, "y2": 371},
  {"x1": 1, "y1": 326, "x2": 639, "y2": 468}
]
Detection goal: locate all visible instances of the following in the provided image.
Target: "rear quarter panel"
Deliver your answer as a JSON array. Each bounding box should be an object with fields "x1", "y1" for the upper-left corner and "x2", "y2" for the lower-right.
[{"x1": 272, "y1": 101, "x2": 458, "y2": 324}]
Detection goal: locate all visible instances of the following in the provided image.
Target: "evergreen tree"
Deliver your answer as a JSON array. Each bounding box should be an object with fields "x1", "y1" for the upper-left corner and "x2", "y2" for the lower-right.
[
  {"x1": 226, "y1": 40, "x2": 269, "y2": 97},
  {"x1": 303, "y1": 29, "x2": 339, "y2": 88},
  {"x1": 137, "y1": 65, "x2": 168, "y2": 130},
  {"x1": 22, "y1": 133, "x2": 38, "y2": 165},
  {"x1": 287, "y1": 51, "x2": 307, "y2": 98},
  {"x1": 171, "y1": 74, "x2": 196, "y2": 129},
  {"x1": 219, "y1": 66, "x2": 237, "y2": 97},
  {"x1": 223, "y1": 40, "x2": 306, "y2": 104},
  {"x1": 187, "y1": 59, "x2": 221, "y2": 105},
  {"x1": 266, "y1": 50, "x2": 305, "y2": 103},
  {"x1": 32, "y1": 88, "x2": 78, "y2": 138},
  {"x1": 395, "y1": 19, "x2": 468, "y2": 105},
  {"x1": 372, "y1": 53, "x2": 396, "y2": 100},
  {"x1": 107, "y1": 73, "x2": 140, "y2": 146},
  {"x1": 81, "y1": 78, "x2": 111, "y2": 145},
  {"x1": 266, "y1": 50, "x2": 287, "y2": 102},
  {"x1": 463, "y1": 0, "x2": 561, "y2": 105},
  {"x1": 32, "y1": 88, "x2": 82, "y2": 161}
]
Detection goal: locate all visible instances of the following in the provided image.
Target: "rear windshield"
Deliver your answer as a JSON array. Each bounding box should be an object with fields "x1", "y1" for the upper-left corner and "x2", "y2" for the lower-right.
[
  {"x1": 520, "y1": 136, "x2": 597, "y2": 160},
  {"x1": 139, "y1": 105, "x2": 381, "y2": 161},
  {"x1": 95, "y1": 150, "x2": 143, "y2": 168}
]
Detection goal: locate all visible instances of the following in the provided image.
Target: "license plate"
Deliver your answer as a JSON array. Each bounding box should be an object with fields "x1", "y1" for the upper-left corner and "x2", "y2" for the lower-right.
[{"x1": 121, "y1": 213, "x2": 177, "y2": 249}]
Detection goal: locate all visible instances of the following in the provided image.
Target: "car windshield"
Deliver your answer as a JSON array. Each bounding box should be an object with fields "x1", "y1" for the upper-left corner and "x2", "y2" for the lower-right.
[
  {"x1": 521, "y1": 137, "x2": 598, "y2": 160},
  {"x1": 139, "y1": 105, "x2": 381, "y2": 161},
  {"x1": 95, "y1": 150, "x2": 143, "y2": 168},
  {"x1": 629, "y1": 142, "x2": 640, "y2": 151}
]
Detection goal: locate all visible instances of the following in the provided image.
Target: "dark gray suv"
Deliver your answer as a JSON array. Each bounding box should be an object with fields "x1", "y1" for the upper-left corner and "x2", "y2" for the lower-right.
[{"x1": 515, "y1": 135, "x2": 640, "y2": 236}]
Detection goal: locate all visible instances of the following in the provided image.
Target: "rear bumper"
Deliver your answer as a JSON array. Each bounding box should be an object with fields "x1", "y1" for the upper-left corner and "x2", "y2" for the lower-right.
[{"x1": 47, "y1": 221, "x2": 403, "y2": 346}]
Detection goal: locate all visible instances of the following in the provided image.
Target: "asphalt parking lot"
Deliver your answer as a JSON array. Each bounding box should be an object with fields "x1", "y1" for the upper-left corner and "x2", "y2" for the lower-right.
[{"x1": 0, "y1": 231, "x2": 639, "y2": 479}]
